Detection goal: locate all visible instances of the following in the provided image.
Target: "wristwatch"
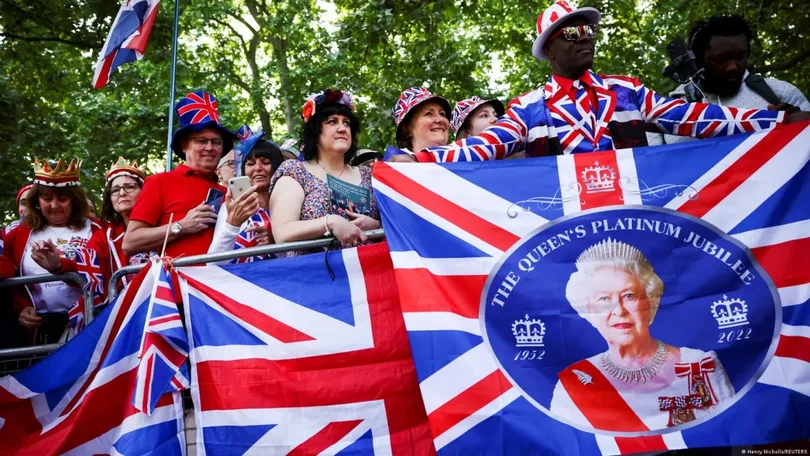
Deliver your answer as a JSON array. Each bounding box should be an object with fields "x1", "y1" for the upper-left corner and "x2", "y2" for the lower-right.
[{"x1": 170, "y1": 222, "x2": 183, "y2": 235}]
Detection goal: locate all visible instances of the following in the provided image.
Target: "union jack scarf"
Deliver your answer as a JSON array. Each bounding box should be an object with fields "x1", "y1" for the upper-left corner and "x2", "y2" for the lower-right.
[{"x1": 231, "y1": 208, "x2": 276, "y2": 264}]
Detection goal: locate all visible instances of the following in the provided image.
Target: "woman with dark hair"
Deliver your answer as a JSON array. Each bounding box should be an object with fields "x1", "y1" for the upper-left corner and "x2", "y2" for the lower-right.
[
  {"x1": 384, "y1": 87, "x2": 451, "y2": 161},
  {"x1": 3, "y1": 158, "x2": 101, "y2": 344},
  {"x1": 209, "y1": 129, "x2": 285, "y2": 263},
  {"x1": 269, "y1": 89, "x2": 380, "y2": 256},
  {"x1": 31, "y1": 157, "x2": 149, "y2": 314}
]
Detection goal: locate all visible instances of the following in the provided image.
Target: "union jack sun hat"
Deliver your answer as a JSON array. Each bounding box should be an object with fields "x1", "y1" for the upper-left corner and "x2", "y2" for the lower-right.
[
  {"x1": 450, "y1": 96, "x2": 505, "y2": 136},
  {"x1": 532, "y1": 0, "x2": 601, "y2": 60},
  {"x1": 170, "y1": 90, "x2": 237, "y2": 159},
  {"x1": 391, "y1": 87, "x2": 452, "y2": 136}
]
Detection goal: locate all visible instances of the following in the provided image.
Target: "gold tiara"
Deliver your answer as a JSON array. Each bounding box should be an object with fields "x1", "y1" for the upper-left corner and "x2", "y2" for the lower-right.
[
  {"x1": 106, "y1": 156, "x2": 146, "y2": 182},
  {"x1": 32, "y1": 158, "x2": 82, "y2": 187}
]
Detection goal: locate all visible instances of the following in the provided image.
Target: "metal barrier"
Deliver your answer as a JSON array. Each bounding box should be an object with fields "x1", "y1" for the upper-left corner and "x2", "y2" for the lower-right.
[
  {"x1": 107, "y1": 229, "x2": 386, "y2": 300},
  {"x1": 0, "y1": 272, "x2": 94, "y2": 363}
]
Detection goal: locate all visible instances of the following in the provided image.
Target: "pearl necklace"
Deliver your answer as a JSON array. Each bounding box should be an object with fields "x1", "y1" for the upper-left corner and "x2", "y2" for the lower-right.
[{"x1": 600, "y1": 340, "x2": 668, "y2": 384}]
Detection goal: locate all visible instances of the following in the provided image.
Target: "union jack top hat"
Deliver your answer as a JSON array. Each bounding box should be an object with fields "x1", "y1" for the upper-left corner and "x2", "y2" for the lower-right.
[
  {"x1": 450, "y1": 96, "x2": 505, "y2": 137},
  {"x1": 391, "y1": 87, "x2": 452, "y2": 137},
  {"x1": 170, "y1": 90, "x2": 237, "y2": 160},
  {"x1": 532, "y1": 0, "x2": 601, "y2": 60}
]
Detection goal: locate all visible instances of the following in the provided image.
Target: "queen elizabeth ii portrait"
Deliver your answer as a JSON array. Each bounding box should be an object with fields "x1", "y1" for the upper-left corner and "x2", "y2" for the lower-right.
[{"x1": 549, "y1": 238, "x2": 735, "y2": 431}]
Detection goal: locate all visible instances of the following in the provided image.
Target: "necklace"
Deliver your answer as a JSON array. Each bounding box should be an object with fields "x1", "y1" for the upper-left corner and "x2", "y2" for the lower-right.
[
  {"x1": 601, "y1": 340, "x2": 668, "y2": 384},
  {"x1": 316, "y1": 161, "x2": 347, "y2": 179}
]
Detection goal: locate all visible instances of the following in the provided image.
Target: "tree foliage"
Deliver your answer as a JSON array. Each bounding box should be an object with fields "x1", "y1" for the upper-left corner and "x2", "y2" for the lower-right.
[{"x1": 1, "y1": 0, "x2": 808, "y2": 221}]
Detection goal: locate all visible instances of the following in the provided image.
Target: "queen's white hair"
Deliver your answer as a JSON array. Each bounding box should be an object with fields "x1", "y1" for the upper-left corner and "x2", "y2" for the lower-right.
[{"x1": 564, "y1": 238, "x2": 663, "y2": 325}]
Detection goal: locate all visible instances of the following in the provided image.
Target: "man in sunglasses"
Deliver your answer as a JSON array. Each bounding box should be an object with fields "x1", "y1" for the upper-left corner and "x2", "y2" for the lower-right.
[{"x1": 399, "y1": 0, "x2": 809, "y2": 163}]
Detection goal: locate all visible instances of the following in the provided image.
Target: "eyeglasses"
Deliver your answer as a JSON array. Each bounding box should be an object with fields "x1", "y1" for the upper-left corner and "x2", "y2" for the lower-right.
[
  {"x1": 110, "y1": 183, "x2": 140, "y2": 197},
  {"x1": 189, "y1": 137, "x2": 224, "y2": 148},
  {"x1": 549, "y1": 24, "x2": 598, "y2": 42},
  {"x1": 218, "y1": 160, "x2": 235, "y2": 169}
]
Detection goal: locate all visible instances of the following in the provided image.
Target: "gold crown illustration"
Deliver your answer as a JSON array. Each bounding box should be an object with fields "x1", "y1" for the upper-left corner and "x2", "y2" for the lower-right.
[
  {"x1": 106, "y1": 156, "x2": 146, "y2": 182},
  {"x1": 32, "y1": 158, "x2": 82, "y2": 187}
]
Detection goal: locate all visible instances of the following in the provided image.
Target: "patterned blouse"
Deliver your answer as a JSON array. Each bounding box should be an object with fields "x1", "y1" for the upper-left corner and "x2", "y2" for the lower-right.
[{"x1": 268, "y1": 160, "x2": 380, "y2": 257}]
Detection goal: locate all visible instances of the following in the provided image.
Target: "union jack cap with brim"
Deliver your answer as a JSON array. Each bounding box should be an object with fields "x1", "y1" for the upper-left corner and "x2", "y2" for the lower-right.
[
  {"x1": 450, "y1": 96, "x2": 505, "y2": 135},
  {"x1": 171, "y1": 90, "x2": 237, "y2": 160},
  {"x1": 532, "y1": 0, "x2": 601, "y2": 60},
  {"x1": 391, "y1": 87, "x2": 452, "y2": 135}
]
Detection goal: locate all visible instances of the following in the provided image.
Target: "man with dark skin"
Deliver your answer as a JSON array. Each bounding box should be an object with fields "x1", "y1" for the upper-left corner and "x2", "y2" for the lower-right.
[
  {"x1": 653, "y1": 15, "x2": 810, "y2": 145},
  {"x1": 394, "y1": 1, "x2": 810, "y2": 163}
]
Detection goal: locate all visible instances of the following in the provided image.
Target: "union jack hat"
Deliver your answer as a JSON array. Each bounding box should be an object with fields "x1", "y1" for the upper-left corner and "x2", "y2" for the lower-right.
[
  {"x1": 170, "y1": 90, "x2": 236, "y2": 160},
  {"x1": 450, "y1": 96, "x2": 505, "y2": 136},
  {"x1": 233, "y1": 124, "x2": 266, "y2": 177},
  {"x1": 532, "y1": 0, "x2": 601, "y2": 60},
  {"x1": 391, "y1": 87, "x2": 451, "y2": 134}
]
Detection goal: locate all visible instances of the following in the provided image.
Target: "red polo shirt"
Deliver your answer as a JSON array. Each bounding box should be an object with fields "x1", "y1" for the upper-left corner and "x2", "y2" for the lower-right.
[{"x1": 129, "y1": 164, "x2": 225, "y2": 258}]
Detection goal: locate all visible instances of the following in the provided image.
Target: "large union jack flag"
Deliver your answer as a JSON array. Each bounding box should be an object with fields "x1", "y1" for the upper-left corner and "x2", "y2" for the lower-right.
[
  {"x1": 92, "y1": 0, "x2": 160, "y2": 89},
  {"x1": 177, "y1": 243, "x2": 433, "y2": 455},
  {"x1": 0, "y1": 262, "x2": 185, "y2": 455},
  {"x1": 373, "y1": 122, "x2": 810, "y2": 454}
]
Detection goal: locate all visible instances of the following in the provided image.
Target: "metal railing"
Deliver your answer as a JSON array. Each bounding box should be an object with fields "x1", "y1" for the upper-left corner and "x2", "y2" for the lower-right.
[
  {"x1": 0, "y1": 272, "x2": 94, "y2": 361},
  {"x1": 107, "y1": 229, "x2": 386, "y2": 300}
]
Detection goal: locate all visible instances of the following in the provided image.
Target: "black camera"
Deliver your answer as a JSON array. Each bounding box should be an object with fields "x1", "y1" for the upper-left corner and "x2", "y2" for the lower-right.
[{"x1": 662, "y1": 37, "x2": 705, "y2": 102}]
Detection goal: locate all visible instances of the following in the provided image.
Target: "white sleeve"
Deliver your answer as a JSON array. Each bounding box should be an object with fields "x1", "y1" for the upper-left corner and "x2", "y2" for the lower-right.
[
  {"x1": 772, "y1": 79, "x2": 810, "y2": 111},
  {"x1": 207, "y1": 205, "x2": 242, "y2": 262}
]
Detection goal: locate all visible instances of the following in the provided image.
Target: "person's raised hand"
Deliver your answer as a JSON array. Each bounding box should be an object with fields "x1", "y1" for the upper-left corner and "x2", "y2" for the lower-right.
[
  {"x1": 387, "y1": 154, "x2": 417, "y2": 163},
  {"x1": 246, "y1": 223, "x2": 274, "y2": 246},
  {"x1": 226, "y1": 186, "x2": 260, "y2": 227},
  {"x1": 785, "y1": 111, "x2": 810, "y2": 124},
  {"x1": 31, "y1": 239, "x2": 62, "y2": 273},
  {"x1": 179, "y1": 202, "x2": 218, "y2": 234}
]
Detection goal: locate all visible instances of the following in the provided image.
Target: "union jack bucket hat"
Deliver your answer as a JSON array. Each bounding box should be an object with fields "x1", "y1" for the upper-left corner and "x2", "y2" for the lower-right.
[
  {"x1": 532, "y1": 0, "x2": 601, "y2": 60},
  {"x1": 170, "y1": 90, "x2": 237, "y2": 160},
  {"x1": 391, "y1": 87, "x2": 452, "y2": 137},
  {"x1": 450, "y1": 96, "x2": 505, "y2": 137}
]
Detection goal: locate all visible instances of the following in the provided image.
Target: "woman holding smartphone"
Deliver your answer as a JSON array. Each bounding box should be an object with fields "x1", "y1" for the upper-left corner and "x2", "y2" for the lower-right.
[{"x1": 208, "y1": 134, "x2": 284, "y2": 263}]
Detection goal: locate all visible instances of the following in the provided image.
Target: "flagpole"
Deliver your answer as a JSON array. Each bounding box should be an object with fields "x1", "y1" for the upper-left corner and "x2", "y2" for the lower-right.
[{"x1": 165, "y1": 0, "x2": 181, "y2": 171}]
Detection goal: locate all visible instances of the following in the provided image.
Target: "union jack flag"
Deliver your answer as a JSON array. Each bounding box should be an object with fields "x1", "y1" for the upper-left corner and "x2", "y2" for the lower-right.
[
  {"x1": 236, "y1": 124, "x2": 253, "y2": 141},
  {"x1": 418, "y1": 70, "x2": 785, "y2": 161},
  {"x1": 373, "y1": 122, "x2": 810, "y2": 454},
  {"x1": 74, "y1": 247, "x2": 105, "y2": 300},
  {"x1": 232, "y1": 209, "x2": 276, "y2": 264},
  {"x1": 177, "y1": 91, "x2": 221, "y2": 125},
  {"x1": 177, "y1": 244, "x2": 433, "y2": 454},
  {"x1": 0, "y1": 262, "x2": 185, "y2": 455},
  {"x1": 92, "y1": 0, "x2": 160, "y2": 89},
  {"x1": 133, "y1": 264, "x2": 189, "y2": 415},
  {"x1": 67, "y1": 296, "x2": 86, "y2": 335}
]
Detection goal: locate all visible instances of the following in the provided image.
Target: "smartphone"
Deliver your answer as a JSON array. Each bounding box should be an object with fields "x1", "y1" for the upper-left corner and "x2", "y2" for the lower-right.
[
  {"x1": 204, "y1": 188, "x2": 225, "y2": 215},
  {"x1": 228, "y1": 176, "x2": 252, "y2": 200}
]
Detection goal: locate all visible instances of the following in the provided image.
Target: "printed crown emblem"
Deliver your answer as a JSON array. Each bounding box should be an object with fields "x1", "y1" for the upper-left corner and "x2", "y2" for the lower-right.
[
  {"x1": 581, "y1": 161, "x2": 616, "y2": 193},
  {"x1": 512, "y1": 314, "x2": 546, "y2": 347},
  {"x1": 711, "y1": 295, "x2": 749, "y2": 329},
  {"x1": 33, "y1": 157, "x2": 82, "y2": 187}
]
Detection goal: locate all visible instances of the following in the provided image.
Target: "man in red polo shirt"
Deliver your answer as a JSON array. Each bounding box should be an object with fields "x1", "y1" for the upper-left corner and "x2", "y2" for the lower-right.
[{"x1": 124, "y1": 90, "x2": 258, "y2": 258}]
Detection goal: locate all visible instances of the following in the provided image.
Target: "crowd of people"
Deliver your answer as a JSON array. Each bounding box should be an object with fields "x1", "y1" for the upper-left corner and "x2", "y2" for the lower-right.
[{"x1": 1, "y1": 0, "x2": 809, "y2": 350}]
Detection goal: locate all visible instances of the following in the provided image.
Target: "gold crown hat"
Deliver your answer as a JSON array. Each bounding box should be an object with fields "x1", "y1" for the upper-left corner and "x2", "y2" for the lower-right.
[
  {"x1": 106, "y1": 157, "x2": 147, "y2": 183},
  {"x1": 32, "y1": 158, "x2": 82, "y2": 187}
]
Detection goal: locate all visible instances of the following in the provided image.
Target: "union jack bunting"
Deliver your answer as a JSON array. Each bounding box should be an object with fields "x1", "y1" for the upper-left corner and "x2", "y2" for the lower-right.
[
  {"x1": 417, "y1": 70, "x2": 786, "y2": 161},
  {"x1": 177, "y1": 91, "x2": 221, "y2": 126},
  {"x1": 178, "y1": 244, "x2": 433, "y2": 454},
  {"x1": 0, "y1": 262, "x2": 185, "y2": 455},
  {"x1": 133, "y1": 263, "x2": 190, "y2": 415},
  {"x1": 231, "y1": 209, "x2": 276, "y2": 264},
  {"x1": 92, "y1": 0, "x2": 160, "y2": 89},
  {"x1": 373, "y1": 122, "x2": 810, "y2": 454}
]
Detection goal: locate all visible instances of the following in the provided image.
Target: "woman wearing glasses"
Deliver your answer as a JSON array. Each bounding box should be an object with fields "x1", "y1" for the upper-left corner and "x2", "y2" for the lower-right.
[{"x1": 33, "y1": 158, "x2": 151, "y2": 313}]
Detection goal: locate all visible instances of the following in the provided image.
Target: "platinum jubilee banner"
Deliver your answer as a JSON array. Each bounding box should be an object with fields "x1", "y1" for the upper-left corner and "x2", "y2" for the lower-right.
[{"x1": 373, "y1": 122, "x2": 810, "y2": 455}]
